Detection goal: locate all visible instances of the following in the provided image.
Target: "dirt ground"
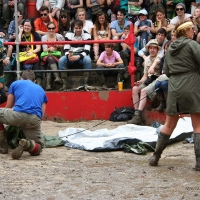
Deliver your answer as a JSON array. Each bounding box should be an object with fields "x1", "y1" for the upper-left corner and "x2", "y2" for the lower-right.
[{"x1": 0, "y1": 120, "x2": 200, "y2": 200}]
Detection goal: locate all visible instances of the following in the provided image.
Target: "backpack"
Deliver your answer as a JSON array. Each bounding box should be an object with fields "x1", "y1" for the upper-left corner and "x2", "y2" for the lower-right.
[{"x1": 110, "y1": 107, "x2": 135, "y2": 122}]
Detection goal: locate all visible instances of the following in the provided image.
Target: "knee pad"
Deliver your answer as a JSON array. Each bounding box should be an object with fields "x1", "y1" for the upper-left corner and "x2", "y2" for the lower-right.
[{"x1": 29, "y1": 143, "x2": 42, "y2": 156}]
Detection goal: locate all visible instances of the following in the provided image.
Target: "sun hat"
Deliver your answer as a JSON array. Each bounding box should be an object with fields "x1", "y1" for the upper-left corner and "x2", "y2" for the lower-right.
[
  {"x1": 139, "y1": 9, "x2": 148, "y2": 15},
  {"x1": 145, "y1": 39, "x2": 162, "y2": 50}
]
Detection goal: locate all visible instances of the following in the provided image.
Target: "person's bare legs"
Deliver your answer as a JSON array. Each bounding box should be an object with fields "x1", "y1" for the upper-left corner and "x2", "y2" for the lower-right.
[
  {"x1": 138, "y1": 89, "x2": 147, "y2": 111},
  {"x1": 132, "y1": 86, "x2": 140, "y2": 110},
  {"x1": 149, "y1": 114, "x2": 179, "y2": 166}
]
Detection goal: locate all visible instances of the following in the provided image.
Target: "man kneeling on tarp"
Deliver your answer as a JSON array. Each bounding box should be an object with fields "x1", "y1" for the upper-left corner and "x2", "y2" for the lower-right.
[{"x1": 0, "y1": 69, "x2": 48, "y2": 159}]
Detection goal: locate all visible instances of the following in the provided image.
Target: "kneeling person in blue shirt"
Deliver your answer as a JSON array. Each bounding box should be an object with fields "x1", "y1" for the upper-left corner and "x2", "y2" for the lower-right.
[{"x1": 0, "y1": 69, "x2": 48, "y2": 159}]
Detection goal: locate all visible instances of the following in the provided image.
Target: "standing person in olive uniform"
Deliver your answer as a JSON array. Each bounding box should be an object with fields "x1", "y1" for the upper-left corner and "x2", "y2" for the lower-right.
[{"x1": 149, "y1": 21, "x2": 200, "y2": 171}]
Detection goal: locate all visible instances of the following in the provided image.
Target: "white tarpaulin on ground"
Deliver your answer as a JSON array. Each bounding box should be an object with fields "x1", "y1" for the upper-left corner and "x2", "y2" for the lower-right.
[{"x1": 58, "y1": 117, "x2": 193, "y2": 151}]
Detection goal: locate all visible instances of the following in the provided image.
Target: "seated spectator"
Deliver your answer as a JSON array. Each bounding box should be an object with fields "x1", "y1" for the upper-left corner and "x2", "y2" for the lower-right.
[
  {"x1": 193, "y1": 7, "x2": 200, "y2": 43},
  {"x1": 154, "y1": 40, "x2": 172, "y2": 112},
  {"x1": 36, "y1": 0, "x2": 63, "y2": 20},
  {"x1": 96, "y1": 43, "x2": 125, "y2": 88},
  {"x1": 128, "y1": 0, "x2": 143, "y2": 24},
  {"x1": 41, "y1": 22, "x2": 65, "y2": 91},
  {"x1": 134, "y1": 9, "x2": 154, "y2": 50},
  {"x1": 8, "y1": 10, "x2": 24, "y2": 41},
  {"x1": 93, "y1": 11, "x2": 111, "y2": 61},
  {"x1": 86, "y1": 0, "x2": 106, "y2": 22},
  {"x1": 18, "y1": 19, "x2": 43, "y2": 87},
  {"x1": 64, "y1": 0, "x2": 83, "y2": 20},
  {"x1": 168, "y1": 3, "x2": 192, "y2": 31},
  {"x1": 152, "y1": 8, "x2": 171, "y2": 34},
  {"x1": 138, "y1": 28, "x2": 168, "y2": 68},
  {"x1": 148, "y1": 0, "x2": 165, "y2": 21},
  {"x1": 106, "y1": 0, "x2": 120, "y2": 21},
  {"x1": 0, "y1": 26, "x2": 6, "y2": 38},
  {"x1": 167, "y1": 30, "x2": 177, "y2": 41},
  {"x1": 120, "y1": 25, "x2": 131, "y2": 78},
  {"x1": 58, "y1": 10, "x2": 71, "y2": 37},
  {"x1": 127, "y1": 39, "x2": 162, "y2": 125},
  {"x1": 58, "y1": 20, "x2": 92, "y2": 90},
  {"x1": 3, "y1": 0, "x2": 26, "y2": 29},
  {"x1": 74, "y1": 8, "x2": 94, "y2": 35},
  {"x1": 110, "y1": 9, "x2": 132, "y2": 40},
  {"x1": 34, "y1": 6, "x2": 59, "y2": 36}
]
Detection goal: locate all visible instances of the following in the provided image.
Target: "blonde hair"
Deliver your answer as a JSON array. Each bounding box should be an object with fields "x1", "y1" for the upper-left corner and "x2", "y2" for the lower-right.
[
  {"x1": 175, "y1": 21, "x2": 193, "y2": 38},
  {"x1": 76, "y1": 8, "x2": 87, "y2": 19}
]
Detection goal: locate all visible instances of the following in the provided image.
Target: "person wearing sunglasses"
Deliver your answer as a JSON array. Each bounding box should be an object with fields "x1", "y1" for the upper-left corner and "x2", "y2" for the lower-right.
[
  {"x1": 36, "y1": 0, "x2": 63, "y2": 19},
  {"x1": 168, "y1": 3, "x2": 192, "y2": 31},
  {"x1": 41, "y1": 22, "x2": 65, "y2": 91},
  {"x1": 2, "y1": 0, "x2": 26, "y2": 29},
  {"x1": 34, "y1": 6, "x2": 58, "y2": 36},
  {"x1": 58, "y1": 20, "x2": 92, "y2": 90},
  {"x1": 7, "y1": 10, "x2": 24, "y2": 42},
  {"x1": 58, "y1": 10, "x2": 71, "y2": 38}
]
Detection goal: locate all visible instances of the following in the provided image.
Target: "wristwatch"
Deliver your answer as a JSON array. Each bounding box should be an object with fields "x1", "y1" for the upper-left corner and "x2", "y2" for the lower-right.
[{"x1": 5, "y1": 57, "x2": 10, "y2": 60}]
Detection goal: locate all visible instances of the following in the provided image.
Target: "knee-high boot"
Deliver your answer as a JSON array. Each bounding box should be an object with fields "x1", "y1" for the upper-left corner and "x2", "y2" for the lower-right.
[
  {"x1": 194, "y1": 133, "x2": 200, "y2": 171},
  {"x1": 59, "y1": 73, "x2": 68, "y2": 91},
  {"x1": 155, "y1": 93, "x2": 166, "y2": 112},
  {"x1": 46, "y1": 73, "x2": 52, "y2": 91},
  {"x1": 50, "y1": 63, "x2": 62, "y2": 84},
  {"x1": 0, "y1": 124, "x2": 8, "y2": 154},
  {"x1": 83, "y1": 72, "x2": 90, "y2": 86},
  {"x1": 149, "y1": 132, "x2": 170, "y2": 166}
]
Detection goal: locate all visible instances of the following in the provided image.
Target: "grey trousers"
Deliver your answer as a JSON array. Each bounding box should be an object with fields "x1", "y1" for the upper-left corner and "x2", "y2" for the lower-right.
[{"x1": 0, "y1": 108, "x2": 44, "y2": 148}]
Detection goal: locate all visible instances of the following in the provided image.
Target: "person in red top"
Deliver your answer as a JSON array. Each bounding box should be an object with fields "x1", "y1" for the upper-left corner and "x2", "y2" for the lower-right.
[{"x1": 34, "y1": 6, "x2": 58, "y2": 36}]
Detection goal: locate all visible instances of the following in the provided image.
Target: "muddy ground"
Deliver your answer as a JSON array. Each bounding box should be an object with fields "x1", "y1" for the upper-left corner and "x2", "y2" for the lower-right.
[{"x1": 0, "y1": 120, "x2": 200, "y2": 200}]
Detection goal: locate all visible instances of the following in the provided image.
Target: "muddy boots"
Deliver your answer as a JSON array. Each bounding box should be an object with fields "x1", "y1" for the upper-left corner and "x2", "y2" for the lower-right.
[
  {"x1": 155, "y1": 93, "x2": 166, "y2": 112},
  {"x1": 127, "y1": 110, "x2": 142, "y2": 125},
  {"x1": 36, "y1": 76, "x2": 43, "y2": 87},
  {"x1": 50, "y1": 64, "x2": 62, "y2": 84},
  {"x1": 59, "y1": 73, "x2": 68, "y2": 91},
  {"x1": 46, "y1": 73, "x2": 52, "y2": 91},
  {"x1": 149, "y1": 132, "x2": 170, "y2": 166},
  {"x1": 0, "y1": 125, "x2": 8, "y2": 154},
  {"x1": 83, "y1": 72, "x2": 90, "y2": 87},
  {"x1": 194, "y1": 133, "x2": 200, "y2": 171},
  {"x1": 11, "y1": 139, "x2": 42, "y2": 159}
]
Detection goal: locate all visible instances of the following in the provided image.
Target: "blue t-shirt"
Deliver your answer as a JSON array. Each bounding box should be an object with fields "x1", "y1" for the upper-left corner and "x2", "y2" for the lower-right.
[
  {"x1": 110, "y1": 20, "x2": 132, "y2": 33},
  {"x1": 8, "y1": 80, "x2": 48, "y2": 119}
]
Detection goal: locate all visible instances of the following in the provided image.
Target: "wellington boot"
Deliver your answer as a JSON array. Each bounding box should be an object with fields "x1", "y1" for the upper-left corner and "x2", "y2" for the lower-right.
[
  {"x1": 50, "y1": 64, "x2": 62, "y2": 84},
  {"x1": 117, "y1": 72, "x2": 123, "y2": 83},
  {"x1": 46, "y1": 73, "x2": 52, "y2": 91},
  {"x1": 98, "y1": 74, "x2": 105, "y2": 86},
  {"x1": 149, "y1": 132, "x2": 170, "y2": 166},
  {"x1": 194, "y1": 133, "x2": 200, "y2": 171},
  {"x1": 127, "y1": 110, "x2": 142, "y2": 125},
  {"x1": 0, "y1": 129, "x2": 8, "y2": 154},
  {"x1": 155, "y1": 93, "x2": 166, "y2": 112},
  {"x1": 11, "y1": 139, "x2": 35, "y2": 159},
  {"x1": 59, "y1": 73, "x2": 68, "y2": 91},
  {"x1": 83, "y1": 72, "x2": 90, "y2": 86},
  {"x1": 36, "y1": 77, "x2": 43, "y2": 87}
]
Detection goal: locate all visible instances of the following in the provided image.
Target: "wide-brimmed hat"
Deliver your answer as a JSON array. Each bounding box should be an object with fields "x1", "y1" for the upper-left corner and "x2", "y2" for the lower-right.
[{"x1": 145, "y1": 39, "x2": 161, "y2": 50}]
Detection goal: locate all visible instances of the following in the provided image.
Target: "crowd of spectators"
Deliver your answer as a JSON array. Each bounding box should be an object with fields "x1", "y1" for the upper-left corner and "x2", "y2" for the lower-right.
[{"x1": 0, "y1": 0, "x2": 199, "y2": 92}]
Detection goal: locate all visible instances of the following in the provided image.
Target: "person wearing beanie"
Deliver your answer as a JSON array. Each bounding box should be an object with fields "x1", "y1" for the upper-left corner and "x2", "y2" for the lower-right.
[{"x1": 168, "y1": 3, "x2": 192, "y2": 31}]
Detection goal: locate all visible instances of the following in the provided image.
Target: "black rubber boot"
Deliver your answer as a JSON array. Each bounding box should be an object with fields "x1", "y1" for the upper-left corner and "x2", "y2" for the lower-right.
[
  {"x1": 59, "y1": 72, "x2": 68, "y2": 91},
  {"x1": 0, "y1": 128, "x2": 8, "y2": 154},
  {"x1": 194, "y1": 133, "x2": 200, "y2": 171},
  {"x1": 50, "y1": 63, "x2": 62, "y2": 84},
  {"x1": 83, "y1": 72, "x2": 90, "y2": 87},
  {"x1": 46, "y1": 73, "x2": 52, "y2": 91},
  {"x1": 149, "y1": 132, "x2": 170, "y2": 166},
  {"x1": 155, "y1": 93, "x2": 166, "y2": 112}
]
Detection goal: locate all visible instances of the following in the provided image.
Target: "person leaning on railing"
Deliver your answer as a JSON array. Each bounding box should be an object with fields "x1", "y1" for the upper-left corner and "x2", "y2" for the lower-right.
[{"x1": 58, "y1": 20, "x2": 92, "y2": 90}]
